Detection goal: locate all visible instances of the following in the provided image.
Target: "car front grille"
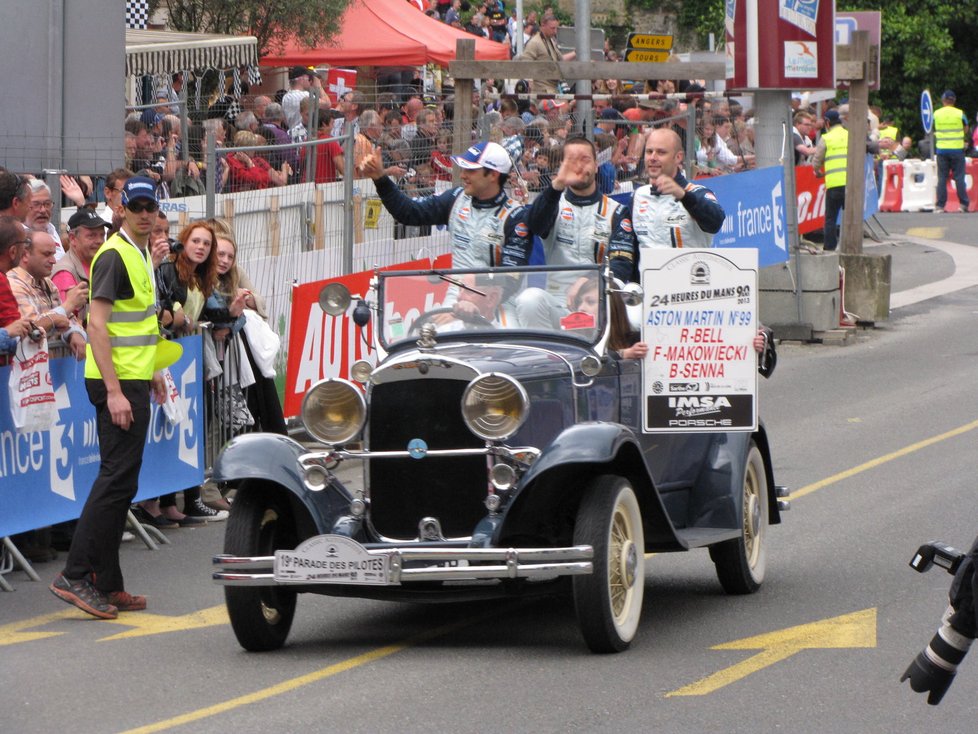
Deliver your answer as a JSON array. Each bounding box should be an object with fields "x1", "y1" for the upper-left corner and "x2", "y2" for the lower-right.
[{"x1": 367, "y1": 379, "x2": 487, "y2": 540}]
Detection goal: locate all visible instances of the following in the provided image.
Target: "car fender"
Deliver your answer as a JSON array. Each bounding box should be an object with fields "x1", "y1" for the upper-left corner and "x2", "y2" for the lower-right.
[
  {"x1": 213, "y1": 433, "x2": 354, "y2": 533},
  {"x1": 681, "y1": 423, "x2": 781, "y2": 532},
  {"x1": 500, "y1": 422, "x2": 684, "y2": 550}
]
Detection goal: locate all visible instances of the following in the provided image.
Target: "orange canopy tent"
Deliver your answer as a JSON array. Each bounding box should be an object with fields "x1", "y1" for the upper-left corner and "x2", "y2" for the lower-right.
[{"x1": 261, "y1": 0, "x2": 510, "y2": 68}]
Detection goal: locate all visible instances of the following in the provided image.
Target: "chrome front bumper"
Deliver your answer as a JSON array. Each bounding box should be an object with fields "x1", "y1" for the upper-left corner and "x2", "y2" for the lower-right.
[{"x1": 213, "y1": 545, "x2": 593, "y2": 586}]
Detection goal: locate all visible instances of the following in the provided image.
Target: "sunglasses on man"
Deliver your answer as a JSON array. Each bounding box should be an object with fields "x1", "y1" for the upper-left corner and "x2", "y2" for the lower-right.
[{"x1": 126, "y1": 200, "x2": 159, "y2": 214}]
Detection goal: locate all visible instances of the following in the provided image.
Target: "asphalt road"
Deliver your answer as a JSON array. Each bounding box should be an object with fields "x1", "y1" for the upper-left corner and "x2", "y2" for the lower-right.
[{"x1": 3, "y1": 211, "x2": 977, "y2": 733}]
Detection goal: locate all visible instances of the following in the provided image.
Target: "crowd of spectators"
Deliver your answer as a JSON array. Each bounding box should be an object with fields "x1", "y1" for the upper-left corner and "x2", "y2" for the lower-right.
[{"x1": 0, "y1": 163, "x2": 283, "y2": 557}]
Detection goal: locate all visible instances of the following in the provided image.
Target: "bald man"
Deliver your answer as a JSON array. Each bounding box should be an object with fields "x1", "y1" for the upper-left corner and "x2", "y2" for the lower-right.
[{"x1": 630, "y1": 128, "x2": 726, "y2": 254}]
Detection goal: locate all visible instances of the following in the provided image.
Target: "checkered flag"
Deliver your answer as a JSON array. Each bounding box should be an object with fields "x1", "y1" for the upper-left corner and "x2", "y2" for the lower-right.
[
  {"x1": 248, "y1": 66, "x2": 263, "y2": 88},
  {"x1": 126, "y1": 0, "x2": 150, "y2": 29}
]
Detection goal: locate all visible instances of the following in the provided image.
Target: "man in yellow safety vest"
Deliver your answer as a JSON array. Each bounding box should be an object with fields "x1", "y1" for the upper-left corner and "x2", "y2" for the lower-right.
[
  {"x1": 933, "y1": 90, "x2": 970, "y2": 213},
  {"x1": 50, "y1": 176, "x2": 171, "y2": 620},
  {"x1": 812, "y1": 109, "x2": 849, "y2": 251}
]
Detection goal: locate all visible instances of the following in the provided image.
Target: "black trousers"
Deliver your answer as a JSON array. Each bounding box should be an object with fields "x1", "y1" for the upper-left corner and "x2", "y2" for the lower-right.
[
  {"x1": 823, "y1": 185, "x2": 846, "y2": 251},
  {"x1": 63, "y1": 379, "x2": 151, "y2": 593}
]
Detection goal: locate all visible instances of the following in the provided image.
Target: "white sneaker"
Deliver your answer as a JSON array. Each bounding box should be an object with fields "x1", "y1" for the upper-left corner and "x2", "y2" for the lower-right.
[
  {"x1": 934, "y1": 207, "x2": 945, "y2": 213},
  {"x1": 122, "y1": 531, "x2": 135, "y2": 542}
]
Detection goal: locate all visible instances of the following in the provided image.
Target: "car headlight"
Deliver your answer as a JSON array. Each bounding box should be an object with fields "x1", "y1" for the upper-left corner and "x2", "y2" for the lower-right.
[
  {"x1": 461, "y1": 373, "x2": 529, "y2": 441},
  {"x1": 301, "y1": 378, "x2": 366, "y2": 445}
]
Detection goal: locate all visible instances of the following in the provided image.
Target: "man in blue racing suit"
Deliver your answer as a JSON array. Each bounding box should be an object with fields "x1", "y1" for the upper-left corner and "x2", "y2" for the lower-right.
[
  {"x1": 362, "y1": 140, "x2": 550, "y2": 268},
  {"x1": 515, "y1": 135, "x2": 637, "y2": 327}
]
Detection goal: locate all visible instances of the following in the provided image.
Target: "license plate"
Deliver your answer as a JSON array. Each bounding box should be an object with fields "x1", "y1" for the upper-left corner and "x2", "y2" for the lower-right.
[{"x1": 274, "y1": 535, "x2": 391, "y2": 585}]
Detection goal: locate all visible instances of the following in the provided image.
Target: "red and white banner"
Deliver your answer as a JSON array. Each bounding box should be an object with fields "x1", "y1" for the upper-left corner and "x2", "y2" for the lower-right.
[
  {"x1": 284, "y1": 255, "x2": 452, "y2": 417},
  {"x1": 794, "y1": 164, "x2": 827, "y2": 235},
  {"x1": 325, "y1": 68, "x2": 357, "y2": 105}
]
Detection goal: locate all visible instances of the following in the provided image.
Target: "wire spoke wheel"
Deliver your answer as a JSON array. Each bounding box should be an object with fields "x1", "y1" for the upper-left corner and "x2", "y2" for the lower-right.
[
  {"x1": 710, "y1": 443, "x2": 768, "y2": 595},
  {"x1": 573, "y1": 475, "x2": 645, "y2": 653}
]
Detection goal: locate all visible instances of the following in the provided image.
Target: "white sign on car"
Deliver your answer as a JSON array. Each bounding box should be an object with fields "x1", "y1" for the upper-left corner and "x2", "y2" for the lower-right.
[
  {"x1": 275, "y1": 534, "x2": 391, "y2": 585},
  {"x1": 640, "y1": 248, "x2": 759, "y2": 433}
]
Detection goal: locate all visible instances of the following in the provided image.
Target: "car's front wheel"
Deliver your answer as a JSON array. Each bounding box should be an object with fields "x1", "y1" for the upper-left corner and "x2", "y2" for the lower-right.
[
  {"x1": 572, "y1": 475, "x2": 645, "y2": 653},
  {"x1": 710, "y1": 442, "x2": 768, "y2": 594},
  {"x1": 224, "y1": 482, "x2": 298, "y2": 651}
]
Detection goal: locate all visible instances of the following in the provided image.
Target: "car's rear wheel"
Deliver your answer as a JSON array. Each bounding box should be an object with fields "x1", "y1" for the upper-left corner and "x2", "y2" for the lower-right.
[
  {"x1": 224, "y1": 483, "x2": 298, "y2": 651},
  {"x1": 572, "y1": 475, "x2": 645, "y2": 653},
  {"x1": 710, "y1": 443, "x2": 768, "y2": 594}
]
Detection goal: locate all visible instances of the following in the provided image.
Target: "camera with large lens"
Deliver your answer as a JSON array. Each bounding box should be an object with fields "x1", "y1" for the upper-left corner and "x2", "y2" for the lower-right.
[
  {"x1": 168, "y1": 237, "x2": 183, "y2": 254},
  {"x1": 901, "y1": 538, "x2": 977, "y2": 704}
]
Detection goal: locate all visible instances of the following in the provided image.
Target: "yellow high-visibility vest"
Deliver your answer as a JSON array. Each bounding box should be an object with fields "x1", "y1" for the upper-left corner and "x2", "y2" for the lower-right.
[
  {"x1": 822, "y1": 125, "x2": 849, "y2": 189},
  {"x1": 933, "y1": 105, "x2": 966, "y2": 152},
  {"x1": 84, "y1": 232, "x2": 159, "y2": 381}
]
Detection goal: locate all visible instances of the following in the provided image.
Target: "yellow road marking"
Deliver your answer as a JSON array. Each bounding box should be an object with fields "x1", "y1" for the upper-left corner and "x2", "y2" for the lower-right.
[
  {"x1": 0, "y1": 610, "x2": 75, "y2": 646},
  {"x1": 117, "y1": 611, "x2": 501, "y2": 734},
  {"x1": 904, "y1": 227, "x2": 946, "y2": 239},
  {"x1": 667, "y1": 608, "x2": 877, "y2": 696},
  {"x1": 98, "y1": 605, "x2": 229, "y2": 641},
  {"x1": 790, "y1": 418, "x2": 978, "y2": 500}
]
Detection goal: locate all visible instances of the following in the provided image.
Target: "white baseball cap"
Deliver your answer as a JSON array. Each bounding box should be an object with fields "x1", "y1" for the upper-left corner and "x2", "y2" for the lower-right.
[{"x1": 451, "y1": 141, "x2": 513, "y2": 174}]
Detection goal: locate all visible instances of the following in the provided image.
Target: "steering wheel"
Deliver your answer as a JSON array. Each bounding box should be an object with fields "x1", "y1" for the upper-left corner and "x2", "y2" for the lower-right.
[{"x1": 408, "y1": 306, "x2": 495, "y2": 334}]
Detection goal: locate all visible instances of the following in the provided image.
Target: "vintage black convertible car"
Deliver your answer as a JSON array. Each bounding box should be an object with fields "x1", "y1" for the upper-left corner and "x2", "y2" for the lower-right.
[{"x1": 212, "y1": 264, "x2": 787, "y2": 653}]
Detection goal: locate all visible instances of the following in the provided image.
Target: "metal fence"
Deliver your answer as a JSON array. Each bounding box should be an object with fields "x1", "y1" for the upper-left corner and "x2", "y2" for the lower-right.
[{"x1": 2, "y1": 83, "x2": 777, "y2": 474}]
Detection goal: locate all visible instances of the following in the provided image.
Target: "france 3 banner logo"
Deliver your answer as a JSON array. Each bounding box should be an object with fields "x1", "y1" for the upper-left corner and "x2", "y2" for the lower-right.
[
  {"x1": 710, "y1": 166, "x2": 789, "y2": 268},
  {"x1": 0, "y1": 337, "x2": 204, "y2": 538}
]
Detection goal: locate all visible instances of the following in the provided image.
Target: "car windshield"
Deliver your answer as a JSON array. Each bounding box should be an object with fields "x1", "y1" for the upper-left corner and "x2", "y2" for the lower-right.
[{"x1": 378, "y1": 265, "x2": 607, "y2": 349}]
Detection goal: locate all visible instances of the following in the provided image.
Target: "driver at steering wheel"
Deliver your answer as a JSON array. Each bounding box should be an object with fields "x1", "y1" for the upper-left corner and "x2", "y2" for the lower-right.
[{"x1": 443, "y1": 273, "x2": 517, "y2": 330}]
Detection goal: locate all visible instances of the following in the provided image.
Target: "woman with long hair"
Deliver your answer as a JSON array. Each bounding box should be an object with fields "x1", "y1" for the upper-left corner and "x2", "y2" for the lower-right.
[
  {"x1": 152, "y1": 221, "x2": 229, "y2": 522},
  {"x1": 210, "y1": 220, "x2": 287, "y2": 437}
]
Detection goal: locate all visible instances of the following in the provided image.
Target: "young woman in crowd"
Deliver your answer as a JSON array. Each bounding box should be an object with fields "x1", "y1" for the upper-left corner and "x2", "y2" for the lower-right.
[
  {"x1": 152, "y1": 220, "x2": 230, "y2": 522},
  {"x1": 210, "y1": 220, "x2": 287, "y2": 437}
]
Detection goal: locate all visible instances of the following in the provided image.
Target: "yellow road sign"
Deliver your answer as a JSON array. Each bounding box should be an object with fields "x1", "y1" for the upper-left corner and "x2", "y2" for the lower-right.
[
  {"x1": 627, "y1": 33, "x2": 673, "y2": 50},
  {"x1": 624, "y1": 49, "x2": 671, "y2": 63},
  {"x1": 667, "y1": 608, "x2": 878, "y2": 696}
]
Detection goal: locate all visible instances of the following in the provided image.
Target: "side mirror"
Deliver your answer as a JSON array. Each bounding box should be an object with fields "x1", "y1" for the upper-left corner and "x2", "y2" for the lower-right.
[
  {"x1": 580, "y1": 355, "x2": 602, "y2": 377},
  {"x1": 318, "y1": 283, "x2": 352, "y2": 316},
  {"x1": 617, "y1": 282, "x2": 644, "y2": 307}
]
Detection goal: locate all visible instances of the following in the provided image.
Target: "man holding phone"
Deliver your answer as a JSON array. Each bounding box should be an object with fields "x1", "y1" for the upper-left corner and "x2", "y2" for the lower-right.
[{"x1": 52, "y1": 209, "x2": 112, "y2": 325}]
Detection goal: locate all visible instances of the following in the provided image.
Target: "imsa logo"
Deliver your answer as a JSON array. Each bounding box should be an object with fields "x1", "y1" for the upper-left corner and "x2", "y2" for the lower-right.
[{"x1": 667, "y1": 396, "x2": 732, "y2": 409}]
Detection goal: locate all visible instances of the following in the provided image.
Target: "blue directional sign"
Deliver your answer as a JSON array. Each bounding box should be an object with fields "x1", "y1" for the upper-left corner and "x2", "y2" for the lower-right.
[{"x1": 921, "y1": 89, "x2": 934, "y2": 134}]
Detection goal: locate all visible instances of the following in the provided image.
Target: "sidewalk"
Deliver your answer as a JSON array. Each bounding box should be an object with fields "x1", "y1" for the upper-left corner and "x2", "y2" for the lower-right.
[{"x1": 866, "y1": 237, "x2": 978, "y2": 309}]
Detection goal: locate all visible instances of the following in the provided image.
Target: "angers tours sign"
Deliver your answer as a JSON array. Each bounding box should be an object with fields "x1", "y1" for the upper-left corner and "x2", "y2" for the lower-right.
[{"x1": 641, "y1": 249, "x2": 758, "y2": 433}]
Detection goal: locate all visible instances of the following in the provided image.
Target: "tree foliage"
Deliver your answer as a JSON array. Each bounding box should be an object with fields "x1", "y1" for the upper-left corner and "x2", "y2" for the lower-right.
[
  {"x1": 150, "y1": 0, "x2": 352, "y2": 58},
  {"x1": 839, "y1": 0, "x2": 976, "y2": 138},
  {"x1": 628, "y1": 0, "x2": 978, "y2": 137}
]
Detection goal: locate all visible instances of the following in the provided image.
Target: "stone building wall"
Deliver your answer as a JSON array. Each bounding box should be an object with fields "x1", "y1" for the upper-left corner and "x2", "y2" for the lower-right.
[{"x1": 552, "y1": 0, "x2": 684, "y2": 53}]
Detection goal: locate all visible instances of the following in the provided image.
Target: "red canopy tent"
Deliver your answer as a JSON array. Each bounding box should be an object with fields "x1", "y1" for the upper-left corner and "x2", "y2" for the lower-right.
[{"x1": 261, "y1": 0, "x2": 510, "y2": 68}]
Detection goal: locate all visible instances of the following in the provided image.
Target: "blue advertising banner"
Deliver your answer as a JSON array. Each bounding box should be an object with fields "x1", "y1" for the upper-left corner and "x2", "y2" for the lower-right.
[
  {"x1": 710, "y1": 166, "x2": 790, "y2": 268},
  {"x1": 613, "y1": 167, "x2": 791, "y2": 269},
  {"x1": 0, "y1": 336, "x2": 205, "y2": 537}
]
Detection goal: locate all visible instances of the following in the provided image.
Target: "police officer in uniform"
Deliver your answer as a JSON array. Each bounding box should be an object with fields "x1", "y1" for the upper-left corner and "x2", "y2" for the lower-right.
[
  {"x1": 933, "y1": 90, "x2": 970, "y2": 213},
  {"x1": 50, "y1": 177, "x2": 171, "y2": 619}
]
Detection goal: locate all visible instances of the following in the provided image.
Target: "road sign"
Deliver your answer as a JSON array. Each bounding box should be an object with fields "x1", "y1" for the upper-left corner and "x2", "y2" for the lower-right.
[
  {"x1": 624, "y1": 49, "x2": 670, "y2": 63},
  {"x1": 626, "y1": 32, "x2": 673, "y2": 51},
  {"x1": 556, "y1": 27, "x2": 605, "y2": 62},
  {"x1": 921, "y1": 89, "x2": 934, "y2": 134}
]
